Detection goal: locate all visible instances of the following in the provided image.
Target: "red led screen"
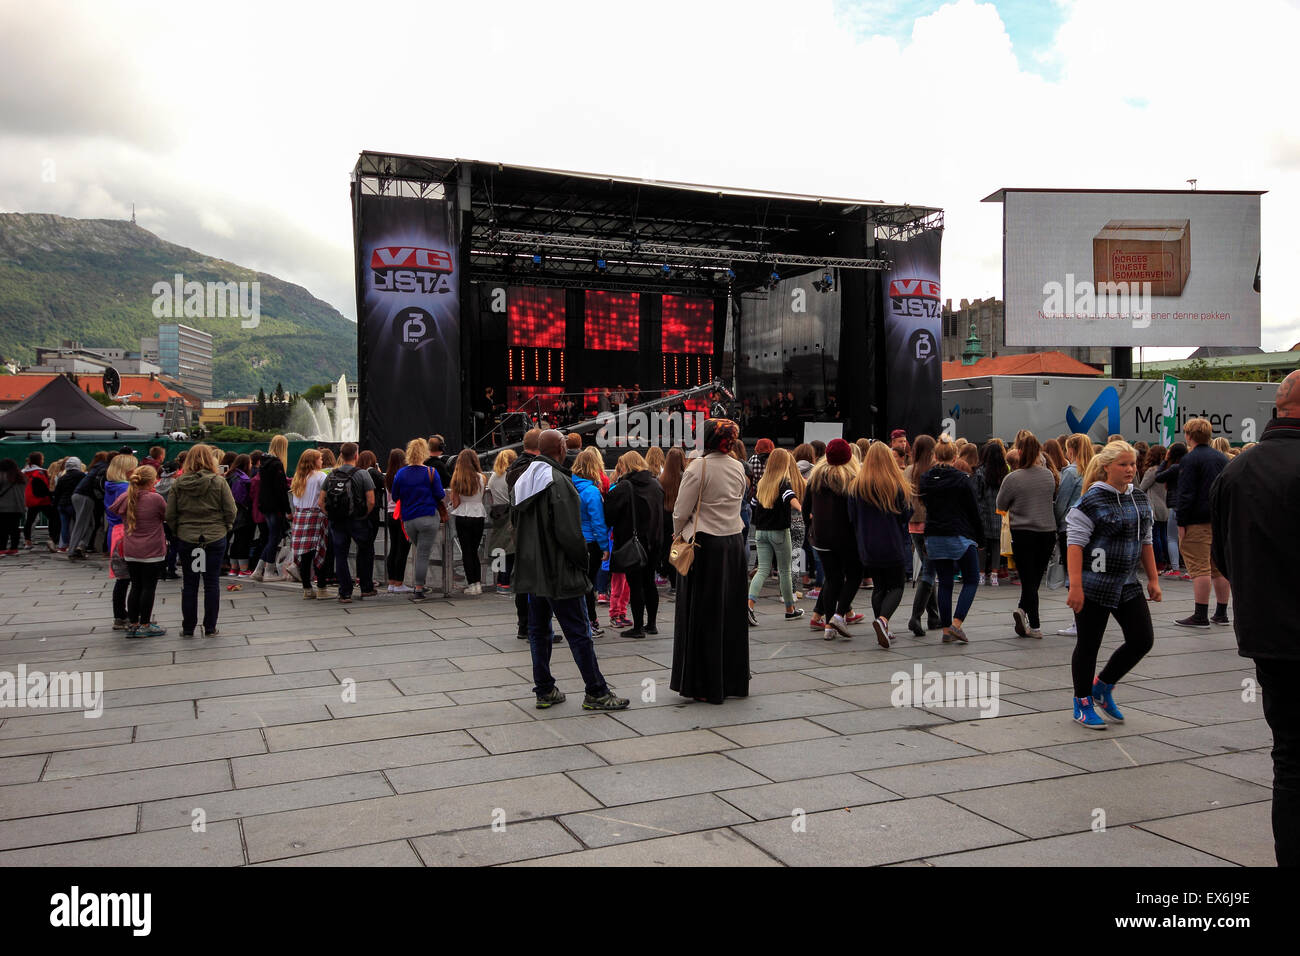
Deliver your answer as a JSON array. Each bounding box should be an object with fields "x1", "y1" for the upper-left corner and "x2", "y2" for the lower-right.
[
  {"x1": 661, "y1": 295, "x2": 714, "y2": 354},
  {"x1": 585, "y1": 291, "x2": 640, "y2": 351},
  {"x1": 507, "y1": 385, "x2": 563, "y2": 412},
  {"x1": 508, "y1": 286, "x2": 566, "y2": 348}
]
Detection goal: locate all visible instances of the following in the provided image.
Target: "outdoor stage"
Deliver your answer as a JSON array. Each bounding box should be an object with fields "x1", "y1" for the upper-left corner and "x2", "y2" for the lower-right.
[{"x1": 351, "y1": 153, "x2": 944, "y2": 456}]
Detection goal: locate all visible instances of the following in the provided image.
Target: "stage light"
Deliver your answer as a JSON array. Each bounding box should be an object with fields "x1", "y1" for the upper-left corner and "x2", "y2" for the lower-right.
[
  {"x1": 595, "y1": 258, "x2": 607, "y2": 271},
  {"x1": 813, "y1": 270, "x2": 834, "y2": 293},
  {"x1": 661, "y1": 264, "x2": 673, "y2": 279},
  {"x1": 532, "y1": 253, "x2": 544, "y2": 270}
]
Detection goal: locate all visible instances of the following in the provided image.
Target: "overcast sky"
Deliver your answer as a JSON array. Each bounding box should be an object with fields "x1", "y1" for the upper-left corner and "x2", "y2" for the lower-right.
[{"x1": 2, "y1": 0, "x2": 1297, "y2": 355}]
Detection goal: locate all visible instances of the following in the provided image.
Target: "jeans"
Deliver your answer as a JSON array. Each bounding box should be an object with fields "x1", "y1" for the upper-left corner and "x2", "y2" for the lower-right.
[
  {"x1": 814, "y1": 545, "x2": 862, "y2": 618},
  {"x1": 403, "y1": 514, "x2": 440, "y2": 589},
  {"x1": 748, "y1": 528, "x2": 794, "y2": 606},
  {"x1": 58, "y1": 502, "x2": 76, "y2": 548},
  {"x1": 454, "y1": 515, "x2": 485, "y2": 585},
  {"x1": 1152, "y1": 519, "x2": 1168, "y2": 567},
  {"x1": 124, "y1": 561, "x2": 162, "y2": 625},
  {"x1": 585, "y1": 542, "x2": 603, "y2": 623},
  {"x1": 1010, "y1": 529, "x2": 1056, "y2": 628},
  {"x1": 1071, "y1": 591, "x2": 1154, "y2": 698},
  {"x1": 932, "y1": 542, "x2": 981, "y2": 625},
  {"x1": 179, "y1": 538, "x2": 227, "y2": 634},
  {"x1": 1255, "y1": 657, "x2": 1300, "y2": 866},
  {"x1": 527, "y1": 594, "x2": 609, "y2": 698},
  {"x1": 1167, "y1": 509, "x2": 1181, "y2": 570},
  {"x1": 331, "y1": 517, "x2": 375, "y2": 598},
  {"x1": 261, "y1": 512, "x2": 284, "y2": 565}
]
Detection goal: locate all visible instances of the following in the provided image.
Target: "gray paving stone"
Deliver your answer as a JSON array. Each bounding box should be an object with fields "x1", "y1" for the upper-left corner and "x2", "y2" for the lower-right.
[
  {"x1": 0, "y1": 760, "x2": 231, "y2": 818},
  {"x1": 585, "y1": 729, "x2": 736, "y2": 764},
  {"x1": 140, "y1": 770, "x2": 395, "y2": 831},
  {"x1": 0, "y1": 700, "x2": 196, "y2": 739},
  {"x1": 506, "y1": 827, "x2": 780, "y2": 866},
  {"x1": 172, "y1": 640, "x2": 315, "y2": 663},
  {"x1": 1126, "y1": 690, "x2": 1264, "y2": 726},
  {"x1": 232, "y1": 730, "x2": 484, "y2": 788},
  {"x1": 267, "y1": 638, "x2": 499, "y2": 675},
  {"x1": 744, "y1": 671, "x2": 834, "y2": 695},
  {"x1": 560, "y1": 793, "x2": 753, "y2": 847},
  {"x1": 241, "y1": 772, "x2": 600, "y2": 862},
  {"x1": 412, "y1": 818, "x2": 583, "y2": 866},
  {"x1": 386, "y1": 744, "x2": 606, "y2": 794},
  {"x1": 102, "y1": 658, "x2": 272, "y2": 691},
  {"x1": 466, "y1": 714, "x2": 636, "y2": 755},
  {"x1": 806, "y1": 707, "x2": 955, "y2": 735},
  {"x1": 568, "y1": 753, "x2": 771, "y2": 806},
  {"x1": 735, "y1": 795, "x2": 1023, "y2": 866},
  {"x1": 0, "y1": 725, "x2": 135, "y2": 759},
  {"x1": 1128, "y1": 671, "x2": 1256, "y2": 698},
  {"x1": 1188, "y1": 749, "x2": 1274, "y2": 788},
  {"x1": 1127, "y1": 649, "x2": 1253, "y2": 679},
  {"x1": 255, "y1": 839, "x2": 425, "y2": 866},
  {"x1": 44, "y1": 728, "x2": 267, "y2": 780},
  {"x1": 384, "y1": 667, "x2": 534, "y2": 697},
  {"x1": 1146, "y1": 719, "x2": 1272, "y2": 755},
  {"x1": 718, "y1": 773, "x2": 899, "y2": 819},
  {"x1": 95, "y1": 669, "x2": 350, "y2": 708},
  {"x1": 710, "y1": 718, "x2": 838, "y2": 749},
  {"x1": 726, "y1": 730, "x2": 979, "y2": 782},
  {"x1": 264, "y1": 700, "x2": 529, "y2": 752},
  {"x1": 924, "y1": 827, "x2": 1235, "y2": 866},
  {"x1": 606, "y1": 691, "x2": 857, "y2": 736},
  {"x1": 928, "y1": 709, "x2": 1193, "y2": 754},
  {"x1": 0, "y1": 804, "x2": 138, "y2": 850},
  {"x1": 0, "y1": 752, "x2": 48, "y2": 785},
  {"x1": 0, "y1": 820, "x2": 245, "y2": 866},
  {"x1": 860, "y1": 751, "x2": 1083, "y2": 797},
  {"x1": 190, "y1": 679, "x2": 401, "y2": 717},
  {"x1": 945, "y1": 762, "x2": 1271, "y2": 839},
  {"x1": 1001, "y1": 685, "x2": 1170, "y2": 712},
  {"x1": 134, "y1": 705, "x2": 334, "y2": 741},
  {"x1": 1137, "y1": 802, "x2": 1274, "y2": 866},
  {"x1": 1032, "y1": 736, "x2": 1200, "y2": 772}
]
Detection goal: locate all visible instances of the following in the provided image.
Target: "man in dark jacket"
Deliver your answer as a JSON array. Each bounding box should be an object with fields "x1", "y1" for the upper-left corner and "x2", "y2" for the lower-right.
[
  {"x1": 1174, "y1": 418, "x2": 1231, "y2": 627},
  {"x1": 504, "y1": 428, "x2": 550, "y2": 641},
  {"x1": 512, "y1": 430, "x2": 627, "y2": 711},
  {"x1": 1211, "y1": 369, "x2": 1300, "y2": 866}
]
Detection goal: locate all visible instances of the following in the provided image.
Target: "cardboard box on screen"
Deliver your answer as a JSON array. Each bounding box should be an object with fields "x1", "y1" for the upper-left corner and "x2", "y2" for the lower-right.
[{"x1": 1092, "y1": 219, "x2": 1191, "y2": 296}]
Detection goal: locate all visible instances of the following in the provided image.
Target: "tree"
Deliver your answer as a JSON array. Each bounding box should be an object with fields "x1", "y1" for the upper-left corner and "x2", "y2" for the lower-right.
[
  {"x1": 254, "y1": 387, "x2": 268, "y2": 431},
  {"x1": 301, "y1": 383, "x2": 330, "y2": 405}
]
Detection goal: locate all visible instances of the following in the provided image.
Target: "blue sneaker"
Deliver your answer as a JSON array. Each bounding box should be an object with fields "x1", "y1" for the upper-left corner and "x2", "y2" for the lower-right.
[
  {"x1": 1091, "y1": 679, "x2": 1125, "y2": 722},
  {"x1": 1073, "y1": 696, "x2": 1106, "y2": 729}
]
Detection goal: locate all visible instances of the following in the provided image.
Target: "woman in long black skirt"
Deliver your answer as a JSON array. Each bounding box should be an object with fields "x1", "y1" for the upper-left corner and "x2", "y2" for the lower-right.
[{"x1": 670, "y1": 419, "x2": 751, "y2": 704}]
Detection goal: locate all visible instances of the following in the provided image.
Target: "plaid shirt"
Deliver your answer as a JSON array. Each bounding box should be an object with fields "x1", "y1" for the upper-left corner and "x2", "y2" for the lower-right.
[
  {"x1": 289, "y1": 506, "x2": 328, "y2": 569},
  {"x1": 747, "y1": 453, "x2": 768, "y2": 486}
]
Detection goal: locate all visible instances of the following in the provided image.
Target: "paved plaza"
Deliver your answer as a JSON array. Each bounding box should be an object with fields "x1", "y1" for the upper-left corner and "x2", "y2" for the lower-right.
[{"x1": 0, "y1": 548, "x2": 1275, "y2": 867}]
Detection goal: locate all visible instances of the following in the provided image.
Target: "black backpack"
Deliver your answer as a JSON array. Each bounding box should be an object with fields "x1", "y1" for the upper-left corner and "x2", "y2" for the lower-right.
[{"x1": 323, "y1": 467, "x2": 366, "y2": 521}]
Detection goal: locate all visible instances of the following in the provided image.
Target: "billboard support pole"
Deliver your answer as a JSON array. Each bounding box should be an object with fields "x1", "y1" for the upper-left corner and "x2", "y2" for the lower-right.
[{"x1": 1112, "y1": 347, "x2": 1132, "y2": 380}]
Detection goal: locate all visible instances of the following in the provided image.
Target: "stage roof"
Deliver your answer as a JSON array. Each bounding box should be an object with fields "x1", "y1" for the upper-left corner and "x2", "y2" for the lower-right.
[{"x1": 354, "y1": 152, "x2": 943, "y2": 294}]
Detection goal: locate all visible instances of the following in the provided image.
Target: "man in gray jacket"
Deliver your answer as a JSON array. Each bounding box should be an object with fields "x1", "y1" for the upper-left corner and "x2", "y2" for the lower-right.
[{"x1": 513, "y1": 430, "x2": 628, "y2": 712}]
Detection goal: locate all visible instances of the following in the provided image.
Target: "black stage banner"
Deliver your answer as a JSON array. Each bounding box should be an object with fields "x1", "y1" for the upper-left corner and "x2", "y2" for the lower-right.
[
  {"x1": 356, "y1": 193, "x2": 461, "y2": 456},
  {"x1": 880, "y1": 228, "x2": 943, "y2": 441}
]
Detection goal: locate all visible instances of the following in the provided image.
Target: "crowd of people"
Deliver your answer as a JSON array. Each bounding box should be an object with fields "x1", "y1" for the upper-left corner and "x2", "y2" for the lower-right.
[{"x1": 2, "y1": 368, "x2": 1296, "y2": 864}]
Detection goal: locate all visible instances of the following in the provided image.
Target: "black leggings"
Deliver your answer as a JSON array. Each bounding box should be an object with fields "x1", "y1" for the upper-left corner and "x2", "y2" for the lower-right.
[
  {"x1": 298, "y1": 550, "x2": 327, "y2": 589},
  {"x1": 626, "y1": 563, "x2": 659, "y2": 629},
  {"x1": 586, "y1": 541, "x2": 604, "y2": 623},
  {"x1": 125, "y1": 561, "x2": 162, "y2": 625},
  {"x1": 386, "y1": 513, "x2": 410, "y2": 582},
  {"x1": 455, "y1": 516, "x2": 485, "y2": 585},
  {"x1": 1011, "y1": 529, "x2": 1056, "y2": 628},
  {"x1": 24, "y1": 505, "x2": 59, "y2": 544},
  {"x1": 1071, "y1": 591, "x2": 1154, "y2": 698},
  {"x1": 814, "y1": 545, "x2": 862, "y2": 618},
  {"x1": 864, "y1": 563, "x2": 905, "y2": 621},
  {"x1": 982, "y1": 537, "x2": 1000, "y2": 574}
]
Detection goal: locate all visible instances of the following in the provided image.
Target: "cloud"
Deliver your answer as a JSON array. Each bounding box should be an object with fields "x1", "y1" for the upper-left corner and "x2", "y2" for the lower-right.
[{"x1": 0, "y1": 0, "x2": 1295, "y2": 357}]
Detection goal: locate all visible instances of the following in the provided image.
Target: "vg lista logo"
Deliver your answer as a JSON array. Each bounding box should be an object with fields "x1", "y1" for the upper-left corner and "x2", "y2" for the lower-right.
[
  {"x1": 888, "y1": 278, "x2": 941, "y2": 319},
  {"x1": 1066, "y1": 386, "x2": 1121, "y2": 437},
  {"x1": 371, "y1": 246, "x2": 454, "y2": 294}
]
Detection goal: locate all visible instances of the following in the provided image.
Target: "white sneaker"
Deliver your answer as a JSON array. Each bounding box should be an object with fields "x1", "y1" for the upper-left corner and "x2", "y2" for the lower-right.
[
  {"x1": 390, "y1": 584, "x2": 413, "y2": 594},
  {"x1": 989, "y1": 575, "x2": 999, "y2": 587},
  {"x1": 1057, "y1": 623, "x2": 1077, "y2": 636}
]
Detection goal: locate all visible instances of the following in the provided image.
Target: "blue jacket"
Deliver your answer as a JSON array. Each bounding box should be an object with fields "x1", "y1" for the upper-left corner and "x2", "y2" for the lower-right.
[
  {"x1": 847, "y1": 490, "x2": 912, "y2": 567},
  {"x1": 573, "y1": 475, "x2": 608, "y2": 545},
  {"x1": 391, "y1": 464, "x2": 445, "y2": 521}
]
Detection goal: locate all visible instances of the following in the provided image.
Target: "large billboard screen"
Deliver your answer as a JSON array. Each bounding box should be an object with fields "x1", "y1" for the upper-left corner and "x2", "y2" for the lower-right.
[{"x1": 998, "y1": 189, "x2": 1261, "y2": 347}]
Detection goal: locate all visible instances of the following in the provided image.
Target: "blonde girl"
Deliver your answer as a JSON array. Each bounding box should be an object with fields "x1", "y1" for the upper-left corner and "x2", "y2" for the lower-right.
[{"x1": 747, "y1": 447, "x2": 803, "y2": 622}]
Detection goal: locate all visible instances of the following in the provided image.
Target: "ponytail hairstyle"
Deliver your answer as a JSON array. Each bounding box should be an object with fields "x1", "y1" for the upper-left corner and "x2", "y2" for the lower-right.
[
  {"x1": 1081, "y1": 440, "x2": 1136, "y2": 495},
  {"x1": 1065, "y1": 433, "x2": 1095, "y2": 473},
  {"x1": 933, "y1": 435, "x2": 958, "y2": 464},
  {"x1": 125, "y1": 465, "x2": 158, "y2": 534}
]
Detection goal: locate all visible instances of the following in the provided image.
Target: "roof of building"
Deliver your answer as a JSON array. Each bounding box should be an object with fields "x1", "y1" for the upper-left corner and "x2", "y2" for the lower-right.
[
  {"x1": 0, "y1": 375, "x2": 134, "y2": 432},
  {"x1": 0, "y1": 374, "x2": 190, "y2": 406},
  {"x1": 943, "y1": 352, "x2": 1103, "y2": 381}
]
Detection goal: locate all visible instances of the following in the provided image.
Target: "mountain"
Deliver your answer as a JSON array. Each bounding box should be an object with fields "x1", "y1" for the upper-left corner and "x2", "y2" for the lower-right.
[{"x1": 0, "y1": 213, "x2": 357, "y2": 396}]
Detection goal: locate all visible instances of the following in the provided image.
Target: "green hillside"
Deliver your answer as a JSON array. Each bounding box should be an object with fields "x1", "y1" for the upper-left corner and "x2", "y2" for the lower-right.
[{"x1": 0, "y1": 213, "x2": 357, "y2": 396}]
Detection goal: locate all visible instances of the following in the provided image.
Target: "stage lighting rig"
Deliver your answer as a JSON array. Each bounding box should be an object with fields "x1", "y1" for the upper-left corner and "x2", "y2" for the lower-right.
[
  {"x1": 595, "y1": 257, "x2": 608, "y2": 272},
  {"x1": 813, "y1": 270, "x2": 834, "y2": 293}
]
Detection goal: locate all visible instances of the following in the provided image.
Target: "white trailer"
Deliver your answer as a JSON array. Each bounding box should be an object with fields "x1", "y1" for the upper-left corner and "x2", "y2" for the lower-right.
[{"x1": 941, "y1": 375, "x2": 1278, "y2": 446}]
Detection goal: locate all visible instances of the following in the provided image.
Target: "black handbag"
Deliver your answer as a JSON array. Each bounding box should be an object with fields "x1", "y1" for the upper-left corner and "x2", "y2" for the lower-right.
[{"x1": 609, "y1": 485, "x2": 648, "y2": 572}]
